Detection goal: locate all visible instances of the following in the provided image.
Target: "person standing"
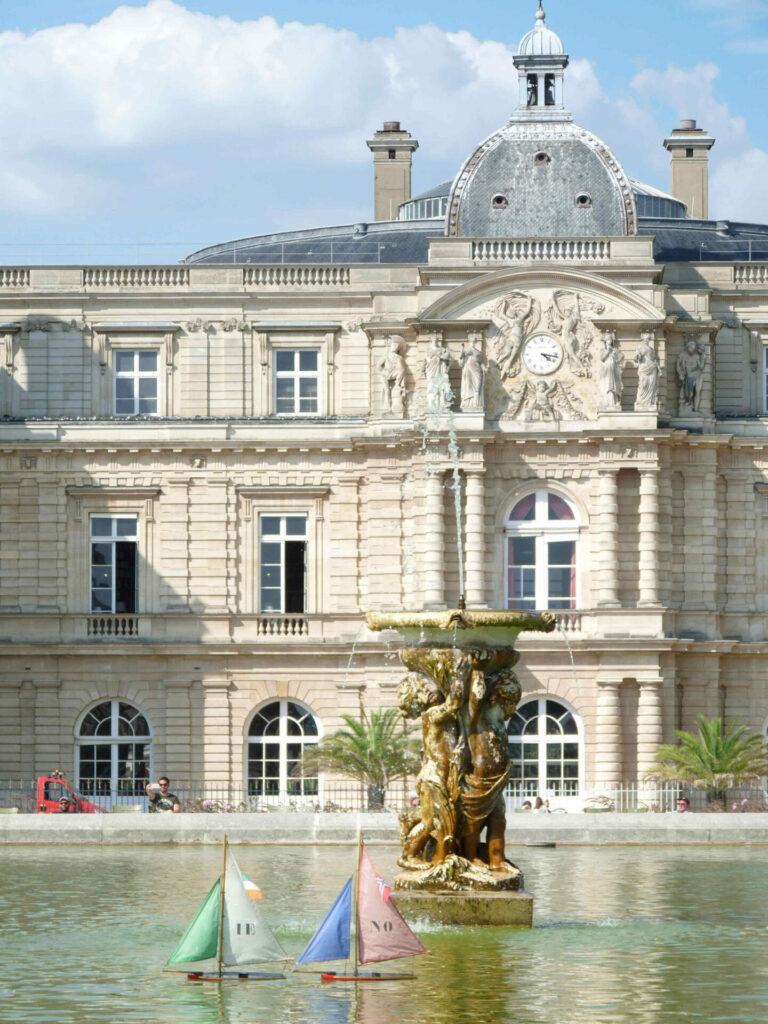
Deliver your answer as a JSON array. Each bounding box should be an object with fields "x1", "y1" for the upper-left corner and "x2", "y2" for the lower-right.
[{"x1": 146, "y1": 777, "x2": 180, "y2": 813}]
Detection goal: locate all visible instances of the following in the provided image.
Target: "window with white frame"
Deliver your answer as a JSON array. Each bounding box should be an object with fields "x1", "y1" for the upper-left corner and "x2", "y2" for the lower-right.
[
  {"x1": 114, "y1": 350, "x2": 159, "y2": 416},
  {"x1": 259, "y1": 514, "x2": 307, "y2": 612},
  {"x1": 90, "y1": 515, "x2": 138, "y2": 612},
  {"x1": 76, "y1": 699, "x2": 152, "y2": 805},
  {"x1": 763, "y1": 346, "x2": 768, "y2": 413},
  {"x1": 246, "y1": 700, "x2": 319, "y2": 801},
  {"x1": 274, "y1": 349, "x2": 320, "y2": 415},
  {"x1": 507, "y1": 698, "x2": 582, "y2": 797},
  {"x1": 505, "y1": 490, "x2": 578, "y2": 610}
]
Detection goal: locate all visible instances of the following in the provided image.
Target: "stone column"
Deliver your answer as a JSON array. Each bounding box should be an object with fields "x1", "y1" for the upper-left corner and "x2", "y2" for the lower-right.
[
  {"x1": 638, "y1": 470, "x2": 660, "y2": 606},
  {"x1": 595, "y1": 681, "x2": 623, "y2": 786},
  {"x1": 464, "y1": 470, "x2": 486, "y2": 608},
  {"x1": 596, "y1": 470, "x2": 620, "y2": 607},
  {"x1": 423, "y1": 471, "x2": 445, "y2": 608},
  {"x1": 682, "y1": 456, "x2": 718, "y2": 611},
  {"x1": 636, "y1": 679, "x2": 664, "y2": 783},
  {"x1": 201, "y1": 678, "x2": 232, "y2": 789}
]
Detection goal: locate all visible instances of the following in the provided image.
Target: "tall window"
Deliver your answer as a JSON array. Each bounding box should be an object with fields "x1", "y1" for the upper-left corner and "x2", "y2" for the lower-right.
[
  {"x1": 91, "y1": 515, "x2": 138, "y2": 612},
  {"x1": 246, "y1": 700, "x2": 320, "y2": 802},
  {"x1": 259, "y1": 514, "x2": 307, "y2": 613},
  {"x1": 506, "y1": 490, "x2": 578, "y2": 610},
  {"x1": 76, "y1": 699, "x2": 152, "y2": 806},
  {"x1": 508, "y1": 698, "x2": 582, "y2": 798},
  {"x1": 274, "y1": 349, "x2": 320, "y2": 415},
  {"x1": 114, "y1": 350, "x2": 159, "y2": 415}
]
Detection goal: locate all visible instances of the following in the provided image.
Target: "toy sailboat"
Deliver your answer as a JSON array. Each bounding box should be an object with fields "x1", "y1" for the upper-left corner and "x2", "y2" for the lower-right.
[
  {"x1": 166, "y1": 835, "x2": 290, "y2": 981},
  {"x1": 297, "y1": 836, "x2": 426, "y2": 982}
]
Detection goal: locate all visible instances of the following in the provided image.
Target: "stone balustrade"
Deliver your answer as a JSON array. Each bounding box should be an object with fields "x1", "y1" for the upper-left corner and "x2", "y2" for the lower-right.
[{"x1": 472, "y1": 238, "x2": 611, "y2": 263}]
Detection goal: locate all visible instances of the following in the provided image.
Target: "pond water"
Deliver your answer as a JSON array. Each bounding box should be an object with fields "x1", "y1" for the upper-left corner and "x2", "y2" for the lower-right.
[{"x1": 1, "y1": 844, "x2": 767, "y2": 1024}]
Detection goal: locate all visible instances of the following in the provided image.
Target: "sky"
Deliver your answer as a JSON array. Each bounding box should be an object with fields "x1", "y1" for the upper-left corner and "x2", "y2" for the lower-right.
[{"x1": 1, "y1": 0, "x2": 768, "y2": 260}]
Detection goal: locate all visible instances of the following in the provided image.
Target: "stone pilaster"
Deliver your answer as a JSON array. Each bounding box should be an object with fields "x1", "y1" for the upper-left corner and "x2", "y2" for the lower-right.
[
  {"x1": 165, "y1": 681, "x2": 194, "y2": 781},
  {"x1": 464, "y1": 470, "x2": 486, "y2": 608},
  {"x1": 638, "y1": 470, "x2": 661, "y2": 606},
  {"x1": 201, "y1": 678, "x2": 231, "y2": 785},
  {"x1": 596, "y1": 470, "x2": 620, "y2": 607},
  {"x1": 682, "y1": 452, "x2": 718, "y2": 611},
  {"x1": 423, "y1": 471, "x2": 445, "y2": 609},
  {"x1": 595, "y1": 681, "x2": 623, "y2": 785},
  {"x1": 636, "y1": 679, "x2": 664, "y2": 783},
  {"x1": 725, "y1": 472, "x2": 754, "y2": 611}
]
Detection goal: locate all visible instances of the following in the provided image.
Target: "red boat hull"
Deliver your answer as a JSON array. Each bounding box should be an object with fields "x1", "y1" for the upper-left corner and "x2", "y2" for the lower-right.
[{"x1": 321, "y1": 971, "x2": 415, "y2": 983}]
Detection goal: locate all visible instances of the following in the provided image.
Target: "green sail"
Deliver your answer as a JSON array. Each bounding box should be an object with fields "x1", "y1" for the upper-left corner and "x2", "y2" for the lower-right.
[{"x1": 167, "y1": 879, "x2": 221, "y2": 965}]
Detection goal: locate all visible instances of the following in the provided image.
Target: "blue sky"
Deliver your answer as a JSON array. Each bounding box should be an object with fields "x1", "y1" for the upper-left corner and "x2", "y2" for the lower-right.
[{"x1": 0, "y1": 0, "x2": 766, "y2": 258}]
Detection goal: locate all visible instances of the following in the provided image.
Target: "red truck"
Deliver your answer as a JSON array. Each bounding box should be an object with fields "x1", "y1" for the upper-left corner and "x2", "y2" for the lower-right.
[{"x1": 36, "y1": 771, "x2": 104, "y2": 813}]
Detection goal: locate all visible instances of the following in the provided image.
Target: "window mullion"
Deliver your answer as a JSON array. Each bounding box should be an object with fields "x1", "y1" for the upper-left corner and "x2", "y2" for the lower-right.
[
  {"x1": 538, "y1": 698, "x2": 547, "y2": 795},
  {"x1": 535, "y1": 534, "x2": 547, "y2": 610}
]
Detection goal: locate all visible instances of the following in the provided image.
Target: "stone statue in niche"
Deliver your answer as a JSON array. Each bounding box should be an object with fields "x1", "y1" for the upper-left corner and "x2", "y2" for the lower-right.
[
  {"x1": 527, "y1": 74, "x2": 538, "y2": 106},
  {"x1": 490, "y1": 293, "x2": 537, "y2": 379},
  {"x1": 422, "y1": 333, "x2": 453, "y2": 412},
  {"x1": 459, "y1": 333, "x2": 486, "y2": 413},
  {"x1": 548, "y1": 291, "x2": 605, "y2": 378},
  {"x1": 598, "y1": 329, "x2": 624, "y2": 410},
  {"x1": 676, "y1": 336, "x2": 709, "y2": 414},
  {"x1": 504, "y1": 378, "x2": 585, "y2": 422},
  {"x1": 634, "y1": 330, "x2": 660, "y2": 411},
  {"x1": 378, "y1": 335, "x2": 407, "y2": 417}
]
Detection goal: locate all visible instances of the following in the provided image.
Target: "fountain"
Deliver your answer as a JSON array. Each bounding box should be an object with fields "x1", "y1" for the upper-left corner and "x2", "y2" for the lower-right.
[{"x1": 367, "y1": 606, "x2": 555, "y2": 926}]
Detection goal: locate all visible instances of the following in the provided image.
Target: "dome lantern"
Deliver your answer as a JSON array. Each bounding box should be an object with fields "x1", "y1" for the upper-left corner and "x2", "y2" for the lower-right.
[{"x1": 512, "y1": 2, "x2": 570, "y2": 123}]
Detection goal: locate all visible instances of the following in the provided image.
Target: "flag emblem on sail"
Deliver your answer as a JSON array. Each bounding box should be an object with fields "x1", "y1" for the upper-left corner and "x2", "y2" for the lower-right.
[
  {"x1": 242, "y1": 873, "x2": 262, "y2": 900},
  {"x1": 357, "y1": 845, "x2": 426, "y2": 965}
]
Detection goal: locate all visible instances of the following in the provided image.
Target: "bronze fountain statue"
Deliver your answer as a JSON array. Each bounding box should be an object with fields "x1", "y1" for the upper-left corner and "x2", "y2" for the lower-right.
[{"x1": 367, "y1": 607, "x2": 555, "y2": 925}]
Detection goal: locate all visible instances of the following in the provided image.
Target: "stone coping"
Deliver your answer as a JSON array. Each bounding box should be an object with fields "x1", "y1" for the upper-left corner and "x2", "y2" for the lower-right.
[{"x1": 2, "y1": 812, "x2": 768, "y2": 845}]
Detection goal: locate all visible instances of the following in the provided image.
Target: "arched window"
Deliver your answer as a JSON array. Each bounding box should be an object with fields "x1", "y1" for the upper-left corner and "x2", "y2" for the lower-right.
[
  {"x1": 75, "y1": 700, "x2": 152, "y2": 807},
  {"x1": 507, "y1": 698, "x2": 582, "y2": 798},
  {"x1": 246, "y1": 700, "x2": 320, "y2": 804},
  {"x1": 505, "y1": 490, "x2": 578, "y2": 610}
]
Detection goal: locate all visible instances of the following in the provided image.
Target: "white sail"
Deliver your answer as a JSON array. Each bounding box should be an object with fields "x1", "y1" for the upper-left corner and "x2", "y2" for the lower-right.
[{"x1": 222, "y1": 850, "x2": 290, "y2": 965}]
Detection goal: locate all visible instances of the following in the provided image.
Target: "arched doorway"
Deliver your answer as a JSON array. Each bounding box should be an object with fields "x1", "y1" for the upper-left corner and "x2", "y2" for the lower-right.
[
  {"x1": 507, "y1": 697, "x2": 583, "y2": 807},
  {"x1": 246, "y1": 699, "x2": 321, "y2": 805},
  {"x1": 75, "y1": 699, "x2": 152, "y2": 809}
]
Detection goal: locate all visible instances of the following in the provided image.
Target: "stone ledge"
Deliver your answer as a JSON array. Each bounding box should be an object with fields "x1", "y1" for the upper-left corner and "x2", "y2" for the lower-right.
[{"x1": 393, "y1": 889, "x2": 533, "y2": 927}]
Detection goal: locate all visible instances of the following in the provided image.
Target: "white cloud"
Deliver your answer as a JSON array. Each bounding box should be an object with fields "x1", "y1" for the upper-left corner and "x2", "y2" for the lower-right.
[
  {"x1": 711, "y1": 148, "x2": 768, "y2": 222},
  {"x1": 0, "y1": 0, "x2": 765, "y2": 238}
]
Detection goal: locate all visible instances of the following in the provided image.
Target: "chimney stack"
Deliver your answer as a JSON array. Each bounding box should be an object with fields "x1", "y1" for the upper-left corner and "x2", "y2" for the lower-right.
[
  {"x1": 663, "y1": 119, "x2": 715, "y2": 219},
  {"x1": 366, "y1": 122, "x2": 419, "y2": 222}
]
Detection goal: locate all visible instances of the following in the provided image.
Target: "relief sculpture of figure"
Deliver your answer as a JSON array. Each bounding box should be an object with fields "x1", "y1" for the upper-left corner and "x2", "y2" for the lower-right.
[
  {"x1": 676, "y1": 336, "x2": 708, "y2": 414},
  {"x1": 378, "y1": 335, "x2": 407, "y2": 417},
  {"x1": 397, "y1": 672, "x2": 465, "y2": 868},
  {"x1": 460, "y1": 660, "x2": 522, "y2": 871},
  {"x1": 460, "y1": 334, "x2": 486, "y2": 412},
  {"x1": 491, "y1": 293, "x2": 535, "y2": 379},
  {"x1": 598, "y1": 329, "x2": 624, "y2": 410},
  {"x1": 422, "y1": 333, "x2": 453, "y2": 412},
  {"x1": 634, "y1": 329, "x2": 660, "y2": 411}
]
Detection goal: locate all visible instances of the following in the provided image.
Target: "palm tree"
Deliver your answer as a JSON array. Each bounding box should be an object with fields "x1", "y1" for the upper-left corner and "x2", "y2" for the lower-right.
[
  {"x1": 295, "y1": 708, "x2": 420, "y2": 810},
  {"x1": 645, "y1": 715, "x2": 768, "y2": 805}
]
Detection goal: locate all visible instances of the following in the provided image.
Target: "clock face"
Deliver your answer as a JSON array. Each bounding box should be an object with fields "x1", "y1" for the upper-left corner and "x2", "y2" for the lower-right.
[{"x1": 523, "y1": 334, "x2": 564, "y2": 375}]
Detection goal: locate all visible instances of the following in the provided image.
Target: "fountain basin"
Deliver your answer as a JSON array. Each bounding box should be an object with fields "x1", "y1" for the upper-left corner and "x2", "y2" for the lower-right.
[
  {"x1": 366, "y1": 609, "x2": 556, "y2": 650},
  {"x1": 393, "y1": 889, "x2": 534, "y2": 927}
]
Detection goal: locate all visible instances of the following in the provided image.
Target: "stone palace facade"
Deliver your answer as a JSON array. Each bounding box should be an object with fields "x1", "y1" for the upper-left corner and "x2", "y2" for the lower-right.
[{"x1": 2, "y1": 6, "x2": 768, "y2": 808}]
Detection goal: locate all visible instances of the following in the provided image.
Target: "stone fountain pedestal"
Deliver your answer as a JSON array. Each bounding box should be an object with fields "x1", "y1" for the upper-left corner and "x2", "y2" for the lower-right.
[
  {"x1": 367, "y1": 608, "x2": 555, "y2": 929},
  {"x1": 393, "y1": 889, "x2": 533, "y2": 927}
]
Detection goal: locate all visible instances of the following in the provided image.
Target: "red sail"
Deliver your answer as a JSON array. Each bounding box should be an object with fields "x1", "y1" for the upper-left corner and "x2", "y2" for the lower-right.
[{"x1": 356, "y1": 844, "x2": 427, "y2": 965}]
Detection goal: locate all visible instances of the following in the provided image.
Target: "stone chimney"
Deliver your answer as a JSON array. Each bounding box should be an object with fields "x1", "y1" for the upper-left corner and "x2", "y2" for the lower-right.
[
  {"x1": 663, "y1": 119, "x2": 716, "y2": 219},
  {"x1": 366, "y1": 121, "x2": 419, "y2": 222}
]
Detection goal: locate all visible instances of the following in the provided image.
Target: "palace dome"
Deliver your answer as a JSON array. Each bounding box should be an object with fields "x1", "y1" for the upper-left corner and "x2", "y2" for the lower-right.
[{"x1": 518, "y1": 7, "x2": 564, "y2": 57}]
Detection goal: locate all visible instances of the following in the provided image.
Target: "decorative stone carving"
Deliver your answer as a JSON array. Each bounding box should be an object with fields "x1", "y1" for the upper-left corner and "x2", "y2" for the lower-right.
[
  {"x1": 547, "y1": 291, "x2": 605, "y2": 378},
  {"x1": 185, "y1": 318, "x2": 215, "y2": 333},
  {"x1": 634, "y1": 330, "x2": 660, "y2": 411},
  {"x1": 459, "y1": 332, "x2": 486, "y2": 413},
  {"x1": 676, "y1": 336, "x2": 709, "y2": 414},
  {"x1": 422, "y1": 333, "x2": 453, "y2": 412},
  {"x1": 504, "y1": 378, "x2": 585, "y2": 421},
  {"x1": 26, "y1": 317, "x2": 51, "y2": 332},
  {"x1": 490, "y1": 293, "x2": 538, "y2": 379},
  {"x1": 597, "y1": 329, "x2": 624, "y2": 410},
  {"x1": 221, "y1": 318, "x2": 249, "y2": 332},
  {"x1": 378, "y1": 335, "x2": 408, "y2": 417}
]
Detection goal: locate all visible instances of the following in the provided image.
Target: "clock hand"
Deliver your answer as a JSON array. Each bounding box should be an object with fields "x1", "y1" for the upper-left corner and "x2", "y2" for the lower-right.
[{"x1": 542, "y1": 352, "x2": 557, "y2": 362}]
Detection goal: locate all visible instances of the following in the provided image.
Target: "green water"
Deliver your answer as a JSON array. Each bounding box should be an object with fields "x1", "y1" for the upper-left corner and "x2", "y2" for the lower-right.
[{"x1": 0, "y1": 844, "x2": 767, "y2": 1024}]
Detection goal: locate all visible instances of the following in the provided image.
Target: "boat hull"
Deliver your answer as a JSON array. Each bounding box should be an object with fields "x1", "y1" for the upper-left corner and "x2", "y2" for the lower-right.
[
  {"x1": 186, "y1": 970, "x2": 285, "y2": 982},
  {"x1": 321, "y1": 971, "x2": 415, "y2": 983}
]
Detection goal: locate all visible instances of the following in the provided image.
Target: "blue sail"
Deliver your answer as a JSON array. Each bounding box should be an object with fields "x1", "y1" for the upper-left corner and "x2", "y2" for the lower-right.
[{"x1": 297, "y1": 878, "x2": 353, "y2": 964}]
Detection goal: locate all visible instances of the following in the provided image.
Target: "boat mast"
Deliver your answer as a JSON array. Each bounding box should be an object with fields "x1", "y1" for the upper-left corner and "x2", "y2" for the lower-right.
[
  {"x1": 353, "y1": 826, "x2": 362, "y2": 977},
  {"x1": 217, "y1": 833, "x2": 228, "y2": 978}
]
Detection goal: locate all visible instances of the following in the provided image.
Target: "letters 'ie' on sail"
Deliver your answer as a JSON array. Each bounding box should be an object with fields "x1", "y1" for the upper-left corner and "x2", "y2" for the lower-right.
[
  {"x1": 297, "y1": 877, "x2": 353, "y2": 964},
  {"x1": 357, "y1": 845, "x2": 426, "y2": 965}
]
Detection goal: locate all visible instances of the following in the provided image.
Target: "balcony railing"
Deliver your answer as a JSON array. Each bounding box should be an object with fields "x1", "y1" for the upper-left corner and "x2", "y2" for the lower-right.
[{"x1": 87, "y1": 615, "x2": 140, "y2": 638}]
